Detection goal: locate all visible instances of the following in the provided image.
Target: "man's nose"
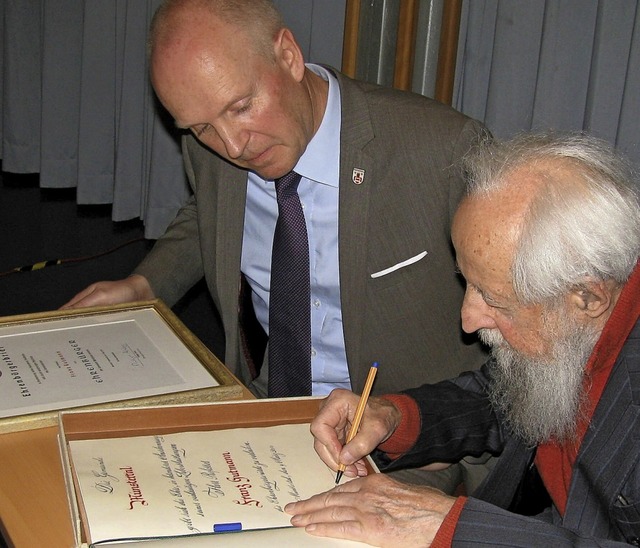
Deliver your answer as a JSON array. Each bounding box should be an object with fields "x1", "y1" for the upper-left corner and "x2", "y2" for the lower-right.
[
  {"x1": 215, "y1": 123, "x2": 249, "y2": 160},
  {"x1": 460, "y1": 288, "x2": 498, "y2": 334}
]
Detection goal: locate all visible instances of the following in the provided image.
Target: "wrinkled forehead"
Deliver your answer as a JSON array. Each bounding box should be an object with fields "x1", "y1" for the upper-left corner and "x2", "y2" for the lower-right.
[
  {"x1": 453, "y1": 193, "x2": 523, "y2": 247},
  {"x1": 151, "y1": 5, "x2": 257, "y2": 74},
  {"x1": 454, "y1": 164, "x2": 543, "y2": 245},
  {"x1": 451, "y1": 193, "x2": 527, "y2": 290}
]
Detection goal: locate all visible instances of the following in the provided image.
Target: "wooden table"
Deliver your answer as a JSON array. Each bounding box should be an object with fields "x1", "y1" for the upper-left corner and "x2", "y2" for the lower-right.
[
  {"x1": 0, "y1": 426, "x2": 75, "y2": 547},
  {"x1": 0, "y1": 384, "x2": 256, "y2": 548}
]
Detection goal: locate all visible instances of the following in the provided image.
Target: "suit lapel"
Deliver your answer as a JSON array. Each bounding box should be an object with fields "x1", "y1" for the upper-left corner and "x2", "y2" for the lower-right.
[
  {"x1": 563, "y1": 322, "x2": 640, "y2": 530},
  {"x1": 334, "y1": 73, "x2": 376, "y2": 392},
  {"x1": 215, "y1": 162, "x2": 248, "y2": 322},
  {"x1": 191, "y1": 136, "x2": 247, "y2": 341}
]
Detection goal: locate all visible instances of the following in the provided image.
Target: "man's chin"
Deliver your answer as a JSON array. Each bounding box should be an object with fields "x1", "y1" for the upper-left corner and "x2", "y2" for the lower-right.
[
  {"x1": 487, "y1": 321, "x2": 599, "y2": 447},
  {"x1": 244, "y1": 147, "x2": 294, "y2": 180}
]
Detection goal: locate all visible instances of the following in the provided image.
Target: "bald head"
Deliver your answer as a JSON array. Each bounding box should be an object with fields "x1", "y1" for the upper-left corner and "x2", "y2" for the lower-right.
[
  {"x1": 149, "y1": 0, "x2": 284, "y2": 60},
  {"x1": 457, "y1": 133, "x2": 640, "y2": 305},
  {"x1": 147, "y1": 0, "x2": 327, "y2": 181}
]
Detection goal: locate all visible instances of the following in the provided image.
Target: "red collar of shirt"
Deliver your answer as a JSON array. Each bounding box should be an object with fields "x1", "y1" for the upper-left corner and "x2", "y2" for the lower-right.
[{"x1": 536, "y1": 262, "x2": 640, "y2": 516}]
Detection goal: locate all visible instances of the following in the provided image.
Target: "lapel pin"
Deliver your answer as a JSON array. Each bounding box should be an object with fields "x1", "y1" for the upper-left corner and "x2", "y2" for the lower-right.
[{"x1": 352, "y1": 168, "x2": 365, "y2": 185}]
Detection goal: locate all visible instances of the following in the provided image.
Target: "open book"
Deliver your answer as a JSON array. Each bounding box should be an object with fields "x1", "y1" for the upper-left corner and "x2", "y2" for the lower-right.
[{"x1": 67, "y1": 422, "x2": 373, "y2": 546}]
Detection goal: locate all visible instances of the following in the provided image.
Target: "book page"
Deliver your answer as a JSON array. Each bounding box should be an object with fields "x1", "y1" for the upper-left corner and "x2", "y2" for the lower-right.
[
  {"x1": 69, "y1": 423, "x2": 342, "y2": 544},
  {"x1": 92, "y1": 527, "x2": 367, "y2": 546}
]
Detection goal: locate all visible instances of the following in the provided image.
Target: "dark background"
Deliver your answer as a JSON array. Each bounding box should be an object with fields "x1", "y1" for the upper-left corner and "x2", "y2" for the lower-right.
[{"x1": 0, "y1": 168, "x2": 226, "y2": 361}]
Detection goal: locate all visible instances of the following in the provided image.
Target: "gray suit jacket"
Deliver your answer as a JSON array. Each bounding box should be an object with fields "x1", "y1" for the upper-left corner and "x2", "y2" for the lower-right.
[
  {"x1": 135, "y1": 70, "x2": 488, "y2": 395},
  {"x1": 384, "y1": 319, "x2": 640, "y2": 546}
]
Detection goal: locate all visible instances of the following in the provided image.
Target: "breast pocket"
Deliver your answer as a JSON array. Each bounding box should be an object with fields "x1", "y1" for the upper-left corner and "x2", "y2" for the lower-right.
[
  {"x1": 369, "y1": 250, "x2": 428, "y2": 285},
  {"x1": 366, "y1": 249, "x2": 433, "y2": 326},
  {"x1": 611, "y1": 458, "x2": 640, "y2": 544}
]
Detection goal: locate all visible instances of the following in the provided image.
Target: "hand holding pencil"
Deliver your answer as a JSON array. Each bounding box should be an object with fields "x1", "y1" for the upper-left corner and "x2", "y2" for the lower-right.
[
  {"x1": 309, "y1": 363, "x2": 403, "y2": 480},
  {"x1": 334, "y1": 362, "x2": 379, "y2": 483}
]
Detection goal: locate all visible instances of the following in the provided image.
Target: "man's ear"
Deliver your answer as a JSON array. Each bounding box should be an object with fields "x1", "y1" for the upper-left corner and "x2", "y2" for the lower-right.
[
  {"x1": 569, "y1": 279, "x2": 618, "y2": 319},
  {"x1": 274, "y1": 28, "x2": 305, "y2": 81}
]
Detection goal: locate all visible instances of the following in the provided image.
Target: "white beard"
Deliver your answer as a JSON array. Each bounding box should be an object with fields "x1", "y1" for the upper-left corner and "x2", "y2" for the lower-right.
[{"x1": 479, "y1": 318, "x2": 601, "y2": 446}]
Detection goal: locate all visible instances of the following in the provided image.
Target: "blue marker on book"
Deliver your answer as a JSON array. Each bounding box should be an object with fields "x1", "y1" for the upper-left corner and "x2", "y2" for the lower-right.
[{"x1": 214, "y1": 522, "x2": 243, "y2": 533}]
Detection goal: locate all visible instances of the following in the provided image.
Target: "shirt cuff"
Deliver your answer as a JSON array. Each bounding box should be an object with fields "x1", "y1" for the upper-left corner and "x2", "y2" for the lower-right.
[
  {"x1": 431, "y1": 496, "x2": 467, "y2": 548},
  {"x1": 377, "y1": 394, "x2": 421, "y2": 459}
]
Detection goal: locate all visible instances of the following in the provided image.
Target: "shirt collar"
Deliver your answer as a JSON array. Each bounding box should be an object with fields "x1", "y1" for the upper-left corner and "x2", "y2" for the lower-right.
[{"x1": 292, "y1": 64, "x2": 341, "y2": 188}]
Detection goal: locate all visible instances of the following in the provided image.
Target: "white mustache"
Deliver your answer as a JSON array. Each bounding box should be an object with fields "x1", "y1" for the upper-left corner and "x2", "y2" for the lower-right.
[{"x1": 478, "y1": 328, "x2": 505, "y2": 347}]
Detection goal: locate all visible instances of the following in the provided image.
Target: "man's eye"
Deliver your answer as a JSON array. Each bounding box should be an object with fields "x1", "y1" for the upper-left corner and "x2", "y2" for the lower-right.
[
  {"x1": 235, "y1": 100, "x2": 252, "y2": 115},
  {"x1": 483, "y1": 297, "x2": 508, "y2": 311}
]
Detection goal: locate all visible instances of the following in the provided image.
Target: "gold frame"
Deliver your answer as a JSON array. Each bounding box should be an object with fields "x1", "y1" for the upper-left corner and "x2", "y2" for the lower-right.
[{"x1": 0, "y1": 300, "x2": 244, "y2": 433}]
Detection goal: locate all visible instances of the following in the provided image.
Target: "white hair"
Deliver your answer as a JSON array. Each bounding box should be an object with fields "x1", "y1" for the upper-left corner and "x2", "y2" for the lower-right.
[{"x1": 464, "y1": 132, "x2": 640, "y2": 303}]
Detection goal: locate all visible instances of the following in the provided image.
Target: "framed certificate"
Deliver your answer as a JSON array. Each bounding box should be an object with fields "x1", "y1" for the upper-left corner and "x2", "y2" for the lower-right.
[{"x1": 0, "y1": 300, "x2": 243, "y2": 432}]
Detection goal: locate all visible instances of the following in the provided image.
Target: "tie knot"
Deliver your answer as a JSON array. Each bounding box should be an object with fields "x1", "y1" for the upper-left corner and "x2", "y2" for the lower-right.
[{"x1": 275, "y1": 171, "x2": 302, "y2": 196}]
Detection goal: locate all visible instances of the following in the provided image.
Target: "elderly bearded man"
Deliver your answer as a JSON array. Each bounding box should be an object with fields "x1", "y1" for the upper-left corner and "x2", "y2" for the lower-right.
[{"x1": 286, "y1": 133, "x2": 640, "y2": 547}]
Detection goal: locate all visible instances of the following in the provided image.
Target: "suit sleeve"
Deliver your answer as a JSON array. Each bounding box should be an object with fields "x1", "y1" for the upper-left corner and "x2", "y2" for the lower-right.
[
  {"x1": 376, "y1": 363, "x2": 635, "y2": 546},
  {"x1": 453, "y1": 498, "x2": 632, "y2": 547},
  {"x1": 374, "y1": 362, "x2": 505, "y2": 470},
  {"x1": 134, "y1": 137, "x2": 205, "y2": 306}
]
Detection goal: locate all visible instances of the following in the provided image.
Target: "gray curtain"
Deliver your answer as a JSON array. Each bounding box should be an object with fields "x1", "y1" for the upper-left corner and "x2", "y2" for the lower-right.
[
  {"x1": 453, "y1": 0, "x2": 640, "y2": 171},
  {"x1": 0, "y1": 0, "x2": 345, "y2": 239},
  {"x1": 274, "y1": 0, "x2": 346, "y2": 67},
  {"x1": 349, "y1": 0, "x2": 444, "y2": 96},
  {"x1": 1, "y1": 0, "x2": 189, "y2": 239}
]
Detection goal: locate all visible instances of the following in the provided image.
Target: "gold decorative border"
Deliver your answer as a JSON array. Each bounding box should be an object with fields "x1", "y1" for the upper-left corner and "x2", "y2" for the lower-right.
[{"x1": 0, "y1": 300, "x2": 243, "y2": 433}]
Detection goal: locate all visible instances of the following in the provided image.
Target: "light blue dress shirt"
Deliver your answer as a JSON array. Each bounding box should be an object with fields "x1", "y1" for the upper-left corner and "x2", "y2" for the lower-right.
[{"x1": 241, "y1": 64, "x2": 350, "y2": 395}]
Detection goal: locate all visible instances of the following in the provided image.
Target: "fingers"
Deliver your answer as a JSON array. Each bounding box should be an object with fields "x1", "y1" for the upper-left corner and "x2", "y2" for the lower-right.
[
  {"x1": 59, "y1": 283, "x2": 107, "y2": 309},
  {"x1": 309, "y1": 390, "x2": 402, "y2": 477},
  {"x1": 286, "y1": 478, "x2": 393, "y2": 546},
  {"x1": 310, "y1": 390, "x2": 358, "y2": 469},
  {"x1": 59, "y1": 285, "x2": 95, "y2": 309},
  {"x1": 313, "y1": 432, "x2": 368, "y2": 479},
  {"x1": 287, "y1": 475, "x2": 454, "y2": 547},
  {"x1": 302, "y1": 520, "x2": 366, "y2": 543},
  {"x1": 312, "y1": 436, "x2": 344, "y2": 471},
  {"x1": 337, "y1": 397, "x2": 401, "y2": 466},
  {"x1": 285, "y1": 478, "x2": 365, "y2": 518},
  {"x1": 60, "y1": 275, "x2": 154, "y2": 310},
  {"x1": 292, "y1": 504, "x2": 365, "y2": 540}
]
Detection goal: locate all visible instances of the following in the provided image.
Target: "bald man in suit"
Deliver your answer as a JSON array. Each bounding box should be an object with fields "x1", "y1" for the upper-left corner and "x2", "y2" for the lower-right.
[
  {"x1": 64, "y1": 0, "x2": 487, "y2": 402},
  {"x1": 63, "y1": 0, "x2": 491, "y2": 494},
  {"x1": 133, "y1": 68, "x2": 487, "y2": 399}
]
